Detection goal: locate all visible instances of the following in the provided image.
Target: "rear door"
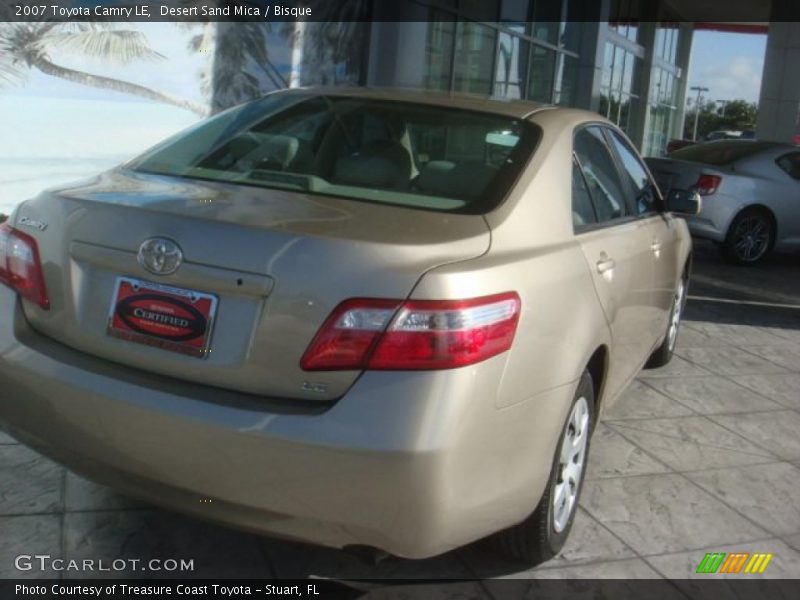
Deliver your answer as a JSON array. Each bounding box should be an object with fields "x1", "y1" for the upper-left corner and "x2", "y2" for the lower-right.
[
  {"x1": 572, "y1": 126, "x2": 655, "y2": 399},
  {"x1": 605, "y1": 128, "x2": 679, "y2": 333}
]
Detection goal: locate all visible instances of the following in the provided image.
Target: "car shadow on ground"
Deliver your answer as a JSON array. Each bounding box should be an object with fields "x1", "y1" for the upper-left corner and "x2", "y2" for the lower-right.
[{"x1": 685, "y1": 239, "x2": 800, "y2": 330}]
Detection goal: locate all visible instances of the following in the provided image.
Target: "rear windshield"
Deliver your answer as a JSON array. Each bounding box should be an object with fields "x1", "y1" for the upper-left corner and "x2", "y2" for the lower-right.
[
  {"x1": 669, "y1": 141, "x2": 777, "y2": 166},
  {"x1": 129, "y1": 93, "x2": 541, "y2": 214}
]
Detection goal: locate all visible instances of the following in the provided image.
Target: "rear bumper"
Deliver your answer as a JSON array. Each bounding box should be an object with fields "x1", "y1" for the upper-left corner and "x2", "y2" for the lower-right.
[
  {"x1": 0, "y1": 287, "x2": 574, "y2": 558},
  {"x1": 685, "y1": 194, "x2": 740, "y2": 242},
  {"x1": 685, "y1": 215, "x2": 725, "y2": 241}
]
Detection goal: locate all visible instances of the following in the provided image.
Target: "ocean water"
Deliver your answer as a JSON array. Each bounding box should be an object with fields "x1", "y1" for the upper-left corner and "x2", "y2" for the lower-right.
[
  {"x1": 0, "y1": 95, "x2": 202, "y2": 215},
  {"x1": 0, "y1": 157, "x2": 130, "y2": 215}
]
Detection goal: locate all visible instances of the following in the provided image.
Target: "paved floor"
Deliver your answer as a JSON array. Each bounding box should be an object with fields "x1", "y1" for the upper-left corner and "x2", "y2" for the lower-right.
[{"x1": 1, "y1": 242, "x2": 799, "y2": 592}]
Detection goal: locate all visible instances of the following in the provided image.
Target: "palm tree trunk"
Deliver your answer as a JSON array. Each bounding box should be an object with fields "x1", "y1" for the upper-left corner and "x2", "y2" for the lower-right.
[{"x1": 32, "y1": 57, "x2": 208, "y2": 116}]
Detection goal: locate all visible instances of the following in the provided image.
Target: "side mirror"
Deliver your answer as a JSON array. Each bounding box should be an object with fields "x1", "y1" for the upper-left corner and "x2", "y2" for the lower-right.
[{"x1": 665, "y1": 189, "x2": 702, "y2": 216}]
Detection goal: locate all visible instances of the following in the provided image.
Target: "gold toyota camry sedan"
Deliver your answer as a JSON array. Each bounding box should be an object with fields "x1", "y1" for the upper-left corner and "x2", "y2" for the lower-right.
[{"x1": 0, "y1": 88, "x2": 697, "y2": 563}]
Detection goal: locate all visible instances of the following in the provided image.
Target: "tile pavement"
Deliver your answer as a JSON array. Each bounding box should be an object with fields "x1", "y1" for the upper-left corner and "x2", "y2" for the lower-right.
[{"x1": 1, "y1": 297, "x2": 799, "y2": 591}]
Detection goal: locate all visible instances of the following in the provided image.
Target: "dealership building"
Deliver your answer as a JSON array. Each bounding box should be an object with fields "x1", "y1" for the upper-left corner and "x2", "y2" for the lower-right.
[{"x1": 233, "y1": 0, "x2": 799, "y2": 156}]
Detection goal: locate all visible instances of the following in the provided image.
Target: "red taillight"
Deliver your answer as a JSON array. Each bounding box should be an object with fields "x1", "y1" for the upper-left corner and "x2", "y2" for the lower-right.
[
  {"x1": 301, "y1": 292, "x2": 520, "y2": 371},
  {"x1": 693, "y1": 174, "x2": 722, "y2": 196},
  {"x1": 0, "y1": 223, "x2": 50, "y2": 309}
]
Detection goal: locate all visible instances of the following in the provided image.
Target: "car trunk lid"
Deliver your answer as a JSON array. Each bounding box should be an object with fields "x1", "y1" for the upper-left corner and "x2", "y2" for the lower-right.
[
  {"x1": 645, "y1": 157, "x2": 727, "y2": 196},
  {"x1": 15, "y1": 169, "x2": 491, "y2": 401}
]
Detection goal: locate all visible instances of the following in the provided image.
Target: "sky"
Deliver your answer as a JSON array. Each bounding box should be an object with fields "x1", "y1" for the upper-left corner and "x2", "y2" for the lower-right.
[{"x1": 687, "y1": 30, "x2": 767, "y2": 105}]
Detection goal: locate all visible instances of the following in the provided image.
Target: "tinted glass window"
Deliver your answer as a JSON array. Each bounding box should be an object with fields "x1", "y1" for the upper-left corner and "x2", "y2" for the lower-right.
[
  {"x1": 777, "y1": 153, "x2": 800, "y2": 180},
  {"x1": 606, "y1": 129, "x2": 660, "y2": 215},
  {"x1": 669, "y1": 141, "x2": 779, "y2": 166},
  {"x1": 572, "y1": 156, "x2": 596, "y2": 228},
  {"x1": 573, "y1": 127, "x2": 630, "y2": 222},
  {"x1": 131, "y1": 93, "x2": 540, "y2": 215}
]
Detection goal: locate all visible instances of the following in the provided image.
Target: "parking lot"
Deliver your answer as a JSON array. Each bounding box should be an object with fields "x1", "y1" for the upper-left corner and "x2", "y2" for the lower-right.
[{"x1": 1, "y1": 241, "x2": 798, "y2": 593}]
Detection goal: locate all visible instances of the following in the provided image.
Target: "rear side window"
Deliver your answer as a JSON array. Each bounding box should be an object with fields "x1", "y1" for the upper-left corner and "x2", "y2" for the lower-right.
[
  {"x1": 605, "y1": 129, "x2": 660, "y2": 215},
  {"x1": 130, "y1": 93, "x2": 541, "y2": 215},
  {"x1": 573, "y1": 127, "x2": 630, "y2": 223},
  {"x1": 572, "y1": 156, "x2": 597, "y2": 228},
  {"x1": 777, "y1": 152, "x2": 800, "y2": 180}
]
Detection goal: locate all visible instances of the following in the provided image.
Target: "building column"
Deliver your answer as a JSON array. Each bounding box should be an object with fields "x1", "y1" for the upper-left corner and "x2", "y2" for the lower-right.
[
  {"x1": 672, "y1": 23, "x2": 693, "y2": 141},
  {"x1": 629, "y1": 21, "x2": 656, "y2": 151},
  {"x1": 756, "y1": 20, "x2": 800, "y2": 143},
  {"x1": 573, "y1": 0, "x2": 611, "y2": 112}
]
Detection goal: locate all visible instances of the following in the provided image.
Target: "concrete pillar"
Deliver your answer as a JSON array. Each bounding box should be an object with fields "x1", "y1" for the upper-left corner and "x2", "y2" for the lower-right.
[
  {"x1": 629, "y1": 21, "x2": 656, "y2": 151},
  {"x1": 365, "y1": 1, "x2": 432, "y2": 89},
  {"x1": 573, "y1": 0, "x2": 611, "y2": 112},
  {"x1": 366, "y1": 22, "x2": 430, "y2": 88},
  {"x1": 756, "y1": 21, "x2": 800, "y2": 143},
  {"x1": 672, "y1": 23, "x2": 694, "y2": 141}
]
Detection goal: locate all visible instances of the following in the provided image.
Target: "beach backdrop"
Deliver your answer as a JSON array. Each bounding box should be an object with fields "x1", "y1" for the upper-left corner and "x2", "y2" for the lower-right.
[{"x1": 0, "y1": 21, "x2": 296, "y2": 216}]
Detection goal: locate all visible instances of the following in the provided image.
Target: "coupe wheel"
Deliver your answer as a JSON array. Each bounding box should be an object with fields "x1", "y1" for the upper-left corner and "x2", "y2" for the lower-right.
[
  {"x1": 723, "y1": 209, "x2": 774, "y2": 265},
  {"x1": 493, "y1": 371, "x2": 594, "y2": 564}
]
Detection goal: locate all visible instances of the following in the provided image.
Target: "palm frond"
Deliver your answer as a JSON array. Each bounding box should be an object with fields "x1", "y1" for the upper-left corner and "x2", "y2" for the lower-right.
[
  {"x1": 0, "y1": 57, "x2": 25, "y2": 87},
  {"x1": 0, "y1": 23, "x2": 30, "y2": 83},
  {"x1": 42, "y1": 29, "x2": 165, "y2": 64}
]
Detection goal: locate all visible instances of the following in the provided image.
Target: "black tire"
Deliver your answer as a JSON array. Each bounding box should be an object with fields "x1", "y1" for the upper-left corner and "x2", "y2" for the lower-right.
[
  {"x1": 645, "y1": 274, "x2": 688, "y2": 369},
  {"x1": 722, "y1": 208, "x2": 774, "y2": 265},
  {"x1": 493, "y1": 371, "x2": 595, "y2": 564}
]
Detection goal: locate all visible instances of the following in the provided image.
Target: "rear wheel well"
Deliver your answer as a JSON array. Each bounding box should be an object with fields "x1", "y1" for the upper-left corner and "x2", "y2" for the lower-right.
[
  {"x1": 731, "y1": 205, "x2": 777, "y2": 242},
  {"x1": 585, "y1": 347, "x2": 608, "y2": 414}
]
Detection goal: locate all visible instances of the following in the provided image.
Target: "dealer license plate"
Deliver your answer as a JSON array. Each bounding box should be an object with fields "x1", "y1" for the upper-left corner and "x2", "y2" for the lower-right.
[{"x1": 107, "y1": 277, "x2": 217, "y2": 359}]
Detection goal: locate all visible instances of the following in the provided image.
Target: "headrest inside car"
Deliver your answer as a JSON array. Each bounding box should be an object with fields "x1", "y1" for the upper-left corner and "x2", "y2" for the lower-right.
[
  {"x1": 333, "y1": 141, "x2": 412, "y2": 190},
  {"x1": 232, "y1": 133, "x2": 300, "y2": 170},
  {"x1": 417, "y1": 160, "x2": 498, "y2": 200}
]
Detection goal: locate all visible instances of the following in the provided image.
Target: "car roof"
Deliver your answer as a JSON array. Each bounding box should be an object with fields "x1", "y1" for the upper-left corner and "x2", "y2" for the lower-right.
[
  {"x1": 270, "y1": 86, "x2": 554, "y2": 119},
  {"x1": 668, "y1": 139, "x2": 796, "y2": 165}
]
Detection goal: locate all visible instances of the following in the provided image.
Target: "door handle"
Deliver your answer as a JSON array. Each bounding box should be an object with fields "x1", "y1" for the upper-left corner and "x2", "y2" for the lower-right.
[
  {"x1": 651, "y1": 240, "x2": 662, "y2": 253},
  {"x1": 596, "y1": 258, "x2": 616, "y2": 274}
]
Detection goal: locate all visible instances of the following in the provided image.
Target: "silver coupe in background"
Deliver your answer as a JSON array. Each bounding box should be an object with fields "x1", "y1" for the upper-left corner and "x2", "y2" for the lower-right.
[{"x1": 647, "y1": 140, "x2": 800, "y2": 264}]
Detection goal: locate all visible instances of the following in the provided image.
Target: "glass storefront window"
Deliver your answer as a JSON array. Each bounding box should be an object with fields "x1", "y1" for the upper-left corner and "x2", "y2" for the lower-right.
[
  {"x1": 453, "y1": 21, "x2": 497, "y2": 95},
  {"x1": 528, "y1": 45, "x2": 556, "y2": 103},
  {"x1": 495, "y1": 32, "x2": 529, "y2": 99},
  {"x1": 600, "y1": 41, "x2": 640, "y2": 132},
  {"x1": 425, "y1": 14, "x2": 456, "y2": 91},
  {"x1": 554, "y1": 54, "x2": 578, "y2": 105},
  {"x1": 420, "y1": 0, "x2": 581, "y2": 106}
]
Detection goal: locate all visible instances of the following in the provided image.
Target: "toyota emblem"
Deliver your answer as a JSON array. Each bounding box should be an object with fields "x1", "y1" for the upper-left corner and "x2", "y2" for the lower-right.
[{"x1": 137, "y1": 238, "x2": 183, "y2": 276}]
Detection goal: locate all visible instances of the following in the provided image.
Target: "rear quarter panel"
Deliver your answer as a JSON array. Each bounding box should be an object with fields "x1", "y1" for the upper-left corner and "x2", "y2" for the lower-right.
[{"x1": 414, "y1": 108, "x2": 613, "y2": 411}]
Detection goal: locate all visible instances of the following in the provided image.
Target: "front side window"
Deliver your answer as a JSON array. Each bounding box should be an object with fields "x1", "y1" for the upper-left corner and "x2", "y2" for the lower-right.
[
  {"x1": 130, "y1": 93, "x2": 540, "y2": 215},
  {"x1": 606, "y1": 129, "x2": 660, "y2": 215},
  {"x1": 573, "y1": 126, "x2": 630, "y2": 223}
]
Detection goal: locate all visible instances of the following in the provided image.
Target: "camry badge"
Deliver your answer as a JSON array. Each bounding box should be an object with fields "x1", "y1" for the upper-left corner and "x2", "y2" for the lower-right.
[
  {"x1": 18, "y1": 216, "x2": 48, "y2": 231},
  {"x1": 137, "y1": 238, "x2": 183, "y2": 276}
]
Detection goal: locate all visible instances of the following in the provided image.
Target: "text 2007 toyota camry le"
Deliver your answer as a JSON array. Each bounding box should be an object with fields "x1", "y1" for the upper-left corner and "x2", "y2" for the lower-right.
[{"x1": 0, "y1": 88, "x2": 697, "y2": 563}]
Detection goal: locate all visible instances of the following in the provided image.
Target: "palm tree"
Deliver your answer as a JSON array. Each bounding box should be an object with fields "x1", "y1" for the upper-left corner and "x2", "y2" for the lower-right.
[
  {"x1": 0, "y1": 22, "x2": 207, "y2": 116},
  {"x1": 181, "y1": 21, "x2": 288, "y2": 113},
  {"x1": 282, "y1": 0, "x2": 370, "y2": 87}
]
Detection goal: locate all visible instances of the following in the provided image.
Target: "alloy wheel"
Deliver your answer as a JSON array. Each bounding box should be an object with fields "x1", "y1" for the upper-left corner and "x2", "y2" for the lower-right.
[
  {"x1": 552, "y1": 396, "x2": 590, "y2": 533},
  {"x1": 667, "y1": 279, "x2": 685, "y2": 352},
  {"x1": 731, "y1": 214, "x2": 770, "y2": 263}
]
